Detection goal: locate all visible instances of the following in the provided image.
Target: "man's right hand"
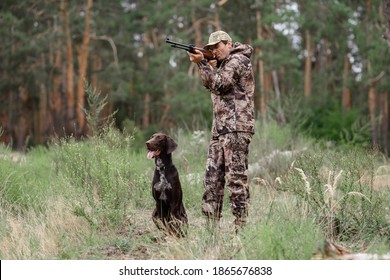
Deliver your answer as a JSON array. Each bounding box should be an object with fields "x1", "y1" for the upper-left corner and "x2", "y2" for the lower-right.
[{"x1": 208, "y1": 59, "x2": 217, "y2": 68}]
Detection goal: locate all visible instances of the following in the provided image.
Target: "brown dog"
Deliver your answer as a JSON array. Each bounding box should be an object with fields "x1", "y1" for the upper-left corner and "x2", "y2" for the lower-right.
[{"x1": 146, "y1": 133, "x2": 188, "y2": 237}]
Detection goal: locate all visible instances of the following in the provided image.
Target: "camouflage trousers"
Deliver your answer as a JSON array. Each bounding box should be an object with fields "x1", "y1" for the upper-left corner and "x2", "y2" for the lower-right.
[{"x1": 201, "y1": 132, "x2": 252, "y2": 226}]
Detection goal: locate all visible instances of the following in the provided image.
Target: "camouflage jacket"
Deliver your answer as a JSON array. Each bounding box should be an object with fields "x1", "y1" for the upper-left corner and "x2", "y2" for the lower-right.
[{"x1": 197, "y1": 42, "x2": 255, "y2": 138}]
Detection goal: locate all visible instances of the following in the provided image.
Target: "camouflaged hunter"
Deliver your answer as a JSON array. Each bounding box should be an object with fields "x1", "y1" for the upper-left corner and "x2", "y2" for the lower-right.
[
  {"x1": 189, "y1": 31, "x2": 255, "y2": 230},
  {"x1": 196, "y1": 42, "x2": 255, "y2": 138}
]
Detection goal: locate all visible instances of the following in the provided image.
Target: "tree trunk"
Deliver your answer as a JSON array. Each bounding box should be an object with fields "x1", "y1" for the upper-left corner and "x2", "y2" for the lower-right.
[
  {"x1": 304, "y1": 30, "x2": 312, "y2": 98},
  {"x1": 381, "y1": 1, "x2": 390, "y2": 156},
  {"x1": 256, "y1": 4, "x2": 266, "y2": 118},
  {"x1": 35, "y1": 83, "x2": 48, "y2": 145},
  {"x1": 47, "y1": 22, "x2": 59, "y2": 138},
  {"x1": 15, "y1": 87, "x2": 30, "y2": 151},
  {"x1": 160, "y1": 83, "x2": 172, "y2": 128},
  {"x1": 383, "y1": 0, "x2": 390, "y2": 50},
  {"x1": 368, "y1": 82, "x2": 378, "y2": 147},
  {"x1": 61, "y1": 0, "x2": 75, "y2": 134},
  {"x1": 91, "y1": 49, "x2": 102, "y2": 89},
  {"x1": 50, "y1": 46, "x2": 63, "y2": 135},
  {"x1": 271, "y1": 70, "x2": 286, "y2": 124},
  {"x1": 381, "y1": 91, "x2": 389, "y2": 156},
  {"x1": 367, "y1": 63, "x2": 386, "y2": 149},
  {"x1": 141, "y1": 25, "x2": 151, "y2": 129},
  {"x1": 142, "y1": 93, "x2": 151, "y2": 129},
  {"x1": 15, "y1": 116, "x2": 27, "y2": 151},
  {"x1": 187, "y1": 5, "x2": 220, "y2": 77},
  {"x1": 367, "y1": 0, "x2": 371, "y2": 13},
  {"x1": 190, "y1": 11, "x2": 203, "y2": 78},
  {"x1": 76, "y1": 0, "x2": 93, "y2": 136},
  {"x1": 0, "y1": 111, "x2": 9, "y2": 144},
  {"x1": 342, "y1": 55, "x2": 351, "y2": 112}
]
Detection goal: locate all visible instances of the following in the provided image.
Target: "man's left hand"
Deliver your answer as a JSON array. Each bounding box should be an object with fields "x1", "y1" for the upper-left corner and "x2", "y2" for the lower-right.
[{"x1": 187, "y1": 50, "x2": 204, "y2": 63}]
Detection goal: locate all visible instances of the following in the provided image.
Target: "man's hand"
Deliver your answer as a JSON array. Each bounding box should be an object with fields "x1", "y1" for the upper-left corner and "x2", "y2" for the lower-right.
[
  {"x1": 208, "y1": 59, "x2": 217, "y2": 68},
  {"x1": 187, "y1": 49, "x2": 204, "y2": 63}
]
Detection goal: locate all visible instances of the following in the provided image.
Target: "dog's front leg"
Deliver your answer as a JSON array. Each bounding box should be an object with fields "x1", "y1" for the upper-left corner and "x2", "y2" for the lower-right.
[{"x1": 152, "y1": 206, "x2": 165, "y2": 230}]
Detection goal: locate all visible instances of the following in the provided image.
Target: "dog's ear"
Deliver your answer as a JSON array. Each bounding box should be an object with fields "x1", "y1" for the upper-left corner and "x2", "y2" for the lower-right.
[{"x1": 166, "y1": 136, "x2": 177, "y2": 154}]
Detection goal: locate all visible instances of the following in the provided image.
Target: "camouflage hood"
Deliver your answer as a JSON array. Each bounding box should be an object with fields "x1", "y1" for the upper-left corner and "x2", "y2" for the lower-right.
[{"x1": 230, "y1": 42, "x2": 254, "y2": 59}]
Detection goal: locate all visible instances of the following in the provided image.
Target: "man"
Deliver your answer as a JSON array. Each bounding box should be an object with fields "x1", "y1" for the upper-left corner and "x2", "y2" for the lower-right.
[{"x1": 187, "y1": 31, "x2": 255, "y2": 231}]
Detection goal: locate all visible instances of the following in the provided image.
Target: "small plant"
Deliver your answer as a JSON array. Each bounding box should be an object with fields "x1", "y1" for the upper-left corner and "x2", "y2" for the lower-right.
[{"x1": 83, "y1": 81, "x2": 117, "y2": 136}]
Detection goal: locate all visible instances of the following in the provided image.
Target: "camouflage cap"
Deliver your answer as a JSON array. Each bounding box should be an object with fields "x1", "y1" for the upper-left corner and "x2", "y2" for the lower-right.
[{"x1": 204, "y1": 31, "x2": 232, "y2": 50}]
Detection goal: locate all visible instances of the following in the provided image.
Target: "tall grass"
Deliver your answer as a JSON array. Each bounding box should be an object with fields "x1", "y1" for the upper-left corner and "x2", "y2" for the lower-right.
[
  {"x1": 276, "y1": 146, "x2": 390, "y2": 248},
  {"x1": 0, "y1": 197, "x2": 91, "y2": 259},
  {"x1": 0, "y1": 145, "x2": 91, "y2": 259},
  {"x1": 0, "y1": 146, "x2": 52, "y2": 214},
  {"x1": 1, "y1": 119, "x2": 389, "y2": 259}
]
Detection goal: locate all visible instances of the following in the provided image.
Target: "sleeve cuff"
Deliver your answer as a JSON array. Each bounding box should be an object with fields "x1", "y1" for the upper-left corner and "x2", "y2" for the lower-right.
[{"x1": 196, "y1": 59, "x2": 208, "y2": 68}]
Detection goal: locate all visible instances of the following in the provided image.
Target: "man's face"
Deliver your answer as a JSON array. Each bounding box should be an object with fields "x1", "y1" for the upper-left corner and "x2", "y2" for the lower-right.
[{"x1": 209, "y1": 41, "x2": 232, "y2": 61}]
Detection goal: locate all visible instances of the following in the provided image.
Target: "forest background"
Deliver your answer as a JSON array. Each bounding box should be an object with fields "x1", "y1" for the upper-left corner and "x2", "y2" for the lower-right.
[{"x1": 1, "y1": 0, "x2": 390, "y2": 154}]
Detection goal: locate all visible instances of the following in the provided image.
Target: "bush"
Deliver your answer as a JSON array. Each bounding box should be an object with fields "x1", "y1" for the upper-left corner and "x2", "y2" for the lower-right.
[
  {"x1": 302, "y1": 100, "x2": 371, "y2": 146},
  {"x1": 52, "y1": 127, "x2": 150, "y2": 229}
]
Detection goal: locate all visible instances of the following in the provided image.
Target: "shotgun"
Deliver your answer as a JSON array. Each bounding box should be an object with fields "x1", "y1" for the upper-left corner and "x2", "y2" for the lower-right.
[{"x1": 165, "y1": 38, "x2": 216, "y2": 60}]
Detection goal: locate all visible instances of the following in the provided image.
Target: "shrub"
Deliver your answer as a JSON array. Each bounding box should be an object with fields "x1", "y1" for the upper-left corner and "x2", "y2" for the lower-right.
[
  {"x1": 302, "y1": 100, "x2": 371, "y2": 147},
  {"x1": 52, "y1": 128, "x2": 150, "y2": 229}
]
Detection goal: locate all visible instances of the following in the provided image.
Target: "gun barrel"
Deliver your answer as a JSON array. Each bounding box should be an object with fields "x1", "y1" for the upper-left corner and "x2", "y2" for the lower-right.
[
  {"x1": 170, "y1": 45, "x2": 191, "y2": 52},
  {"x1": 165, "y1": 37, "x2": 215, "y2": 60},
  {"x1": 166, "y1": 38, "x2": 193, "y2": 49}
]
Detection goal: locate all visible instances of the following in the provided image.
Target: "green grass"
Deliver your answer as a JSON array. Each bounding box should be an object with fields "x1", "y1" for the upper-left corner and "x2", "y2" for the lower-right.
[{"x1": 0, "y1": 121, "x2": 389, "y2": 259}]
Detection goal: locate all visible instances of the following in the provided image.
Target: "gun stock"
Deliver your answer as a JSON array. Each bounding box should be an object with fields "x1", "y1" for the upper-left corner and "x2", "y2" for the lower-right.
[{"x1": 165, "y1": 38, "x2": 215, "y2": 61}]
